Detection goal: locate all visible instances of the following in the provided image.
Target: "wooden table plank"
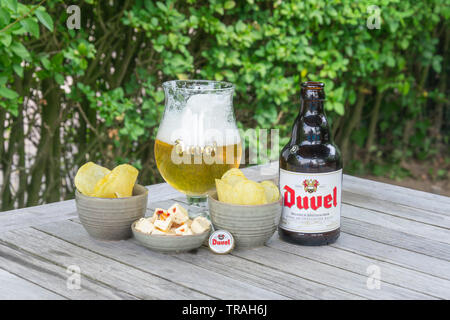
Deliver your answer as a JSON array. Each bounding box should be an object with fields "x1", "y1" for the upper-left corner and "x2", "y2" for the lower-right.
[
  {"x1": 267, "y1": 233, "x2": 450, "y2": 299},
  {"x1": 332, "y1": 233, "x2": 450, "y2": 281},
  {"x1": 343, "y1": 191, "x2": 450, "y2": 229},
  {"x1": 0, "y1": 242, "x2": 136, "y2": 300},
  {"x1": 0, "y1": 228, "x2": 211, "y2": 300},
  {"x1": 230, "y1": 245, "x2": 436, "y2": 299},
  {"x1": 342, "y1": 203, "x2": 450, "y2": 244},
  {"x1": 0, "y1": 205, "x2": 76, "y2": 233},
  {"x1": 0, "y1": 268, "x2": 65, "y2": 300},
  {"x1": 174, "y1": 247, "x2": 364, "y2": 300},
  {"x1": 35, "y1": 219, "x2": 287, "y2": 300},
  {"x1": 342, "y1": 218, "x2": 450, "y2": 261},
  {"x1": 343, "y1": 175, "x2": 450, "y2": 216}
]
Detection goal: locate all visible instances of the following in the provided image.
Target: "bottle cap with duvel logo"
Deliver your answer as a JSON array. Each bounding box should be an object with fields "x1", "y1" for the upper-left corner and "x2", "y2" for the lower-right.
[{"x1": 208, "y1": 230, "x2": 234, "y2": 254}]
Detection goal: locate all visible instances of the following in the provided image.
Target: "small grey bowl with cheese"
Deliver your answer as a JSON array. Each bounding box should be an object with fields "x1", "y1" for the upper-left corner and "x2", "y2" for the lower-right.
[{"x1": 131, "y1": 203, "x2": 211, "y2": 253}]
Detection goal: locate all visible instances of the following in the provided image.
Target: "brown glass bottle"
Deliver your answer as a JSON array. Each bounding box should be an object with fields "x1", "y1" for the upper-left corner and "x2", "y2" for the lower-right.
[{"x1": 278, "y1": 82, "x2": 342, "y2": 246}]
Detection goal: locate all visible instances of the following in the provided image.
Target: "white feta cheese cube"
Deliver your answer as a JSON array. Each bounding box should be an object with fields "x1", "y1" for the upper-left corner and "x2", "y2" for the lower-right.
[
  {"x1": 154, "y1": 214, "x2": 173, "y2": 231},
  {"x1": 191, "y1": 216, "x2": 211, "y2": 234},
  {"x1": 150, "y1": 208, "x2": 166, "y2": 223},
  {"x1": 167, "y1": 203, "x2": 189, "y2": 224},
  {"x1": 174, "y1": 223, "x2": 193, "y2": 236},
  {"x1": 135, "y1": 218, "x2": 154, "y2": 234}
]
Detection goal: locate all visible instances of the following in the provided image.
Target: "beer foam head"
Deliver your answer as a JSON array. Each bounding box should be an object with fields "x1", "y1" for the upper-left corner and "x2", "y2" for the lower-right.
[{"x1": 157, "y1": 93, "x2": 241, "y2": 147}]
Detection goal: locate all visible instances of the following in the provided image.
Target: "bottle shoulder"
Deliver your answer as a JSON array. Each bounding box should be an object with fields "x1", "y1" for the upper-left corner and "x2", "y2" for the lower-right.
[{"x1": 280, "y1": 142, "x2": 342, "y2": 173}]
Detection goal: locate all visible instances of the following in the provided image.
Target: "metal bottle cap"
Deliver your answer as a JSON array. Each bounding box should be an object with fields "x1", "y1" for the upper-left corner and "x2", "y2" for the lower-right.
[{"x1": 208, "y1": 230, "x2": 234, "y2": 254}]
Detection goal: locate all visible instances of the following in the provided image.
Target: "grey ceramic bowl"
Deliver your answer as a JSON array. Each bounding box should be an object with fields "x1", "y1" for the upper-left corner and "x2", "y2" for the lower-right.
[
  {"x1": 208, "y1": 192, "x2": 282, "y2": 248},
  {"x1": 75, "y1": 184, "x2": 148, "y2": 241},
  {"x1": 131, "y1": 222, "x2": 210, "y2": 253}
]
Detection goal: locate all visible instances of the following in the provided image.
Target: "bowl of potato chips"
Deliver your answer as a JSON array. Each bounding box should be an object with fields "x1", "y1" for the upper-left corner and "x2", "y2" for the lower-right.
[
  {"x1": 74, "y1": 162, "x2": 148, "y2": 240},
  {"x1": 208, "y1": 168, "x2": 282, "y2": 248}
]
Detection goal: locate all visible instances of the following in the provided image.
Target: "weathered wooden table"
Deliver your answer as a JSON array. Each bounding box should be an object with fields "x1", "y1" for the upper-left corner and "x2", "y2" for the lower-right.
[{"x1": 0, "y1": 164, "x2": 449, "y2": 300}]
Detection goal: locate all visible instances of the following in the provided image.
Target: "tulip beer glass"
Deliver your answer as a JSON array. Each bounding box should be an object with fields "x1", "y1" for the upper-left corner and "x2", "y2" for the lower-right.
[{"x1": 155, "y1": 80, "x2": 242, "y2": 206}]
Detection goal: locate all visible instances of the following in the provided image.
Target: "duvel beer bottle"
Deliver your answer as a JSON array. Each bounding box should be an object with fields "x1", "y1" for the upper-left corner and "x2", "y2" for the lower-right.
[{"x1": 279, "y1": 81, "x2": 342, "y2": 245}]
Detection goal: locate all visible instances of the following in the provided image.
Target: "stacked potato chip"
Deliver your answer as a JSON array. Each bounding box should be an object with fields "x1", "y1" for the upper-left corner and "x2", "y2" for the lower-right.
[
  {"x1": 74, "y1": 162, "x2": 139, "y2": 198},
  {"x1": 215, "y1": 168, "x2": 280, "y2": 205},
  {"x1": 135, "y1": 203, "x2": 211, "y2": 236}
]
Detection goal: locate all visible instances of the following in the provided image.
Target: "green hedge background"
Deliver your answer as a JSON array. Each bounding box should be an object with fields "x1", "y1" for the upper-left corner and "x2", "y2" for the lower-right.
[{"x1": 0, "y1": 0, "x2": 448, "y2": 210}]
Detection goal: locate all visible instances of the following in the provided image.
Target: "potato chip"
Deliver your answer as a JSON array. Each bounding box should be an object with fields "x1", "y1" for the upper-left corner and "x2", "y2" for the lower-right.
[
  {"x1": 215, "y1": 179, "x2": 234, "y2": 203},
  {"x1": 222, "y1": 174, "x2": 246, "y2": 187},
  {"x1": 74, "y1": 162, "x2": 111, "y2": 196},
  {"x1": 260, "y1": 180, "x2": 280, "y2": 203},
  {"x1": 220, "y1": 168, "x2": 246, "y2": 187},
  {"x1": 221, "y1": 168, "x2": 245, "y2": 180},
  {"x1": 232, "y1": 180, "x2": 267, "y2": 205},
  {"x1": 92, "y1": 164, "x2": 139, "y2": 198}
]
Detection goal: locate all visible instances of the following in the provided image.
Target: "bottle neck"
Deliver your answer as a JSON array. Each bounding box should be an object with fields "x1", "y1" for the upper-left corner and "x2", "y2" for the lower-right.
[
  {"x1": 291, "y1": 98, "x2": 331, "y2": 145},
  {"x1": 300, "y1": 99, "x2": 324, "y2": 116}
]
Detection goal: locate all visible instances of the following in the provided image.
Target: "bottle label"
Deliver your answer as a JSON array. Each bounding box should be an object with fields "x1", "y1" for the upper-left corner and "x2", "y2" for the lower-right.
[{"x1": 279, "y1": 168, "x2": 342, "y2": 233}]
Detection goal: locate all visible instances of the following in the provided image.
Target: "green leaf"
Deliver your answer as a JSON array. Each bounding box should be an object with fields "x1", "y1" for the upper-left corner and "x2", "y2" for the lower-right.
[
  {"x1": 10, "y1": 41, "x2": 30, "y2": 60},
  {"x1": 77, "y1": 42, "x2": 88, "y2": 56},
  {"x1": 386, "y1": 56, "x2": 395, "y2": 67},
  {"x1": 334, "y1": 102, "x2": 345, "y2": 115},
  {"x1": 54, "y1": 73, "x2": 64, "y2": 85},
  {"x1": 35, "y1": 9, "x2": 53, "y2": 31},
  {"x1": 304, "y1": 47, "x2": 314, "y2": 55},
  {"x1": 40, "y1": 56, "x2": 51, "y2": 70},
  {"x1": 432, "y1": 57, "x2": 442, "y2": 73},
  {"x1": 0, "y1": 32, "x2": 12, "y2": 46},
  {"x1": 79, "y1": 58, "x2": 87, "y2": 70},
  {"x1": 0, "y1": 87, "x2": 19, "y2": 100},
  {"x1": 3, "y1": 0, "x2": 17, "y2": 13},
  {"x1": 50, "y1": 52, "x2": 63, "y2": 67},
  {"x1": 235, "y1": 20, "x2": 246, "y2": 32},
  {"x1": 20, "y1": 18, "x2": 39, "y2": 38},
  {"x1": 13, "y1": 64, "x2": 23, "y2": 77},
  {"x1": 155, "y1": 2, "x2": 166, "y2": 12},
  {"x1": 11, "y1": 41, "x2": 30, "y2": 60},
  {"x1": 0, "y1": 8, "x2": 10, "y2": 26},
  {"x1": 401, "y1": 81, "x2": 410, "y2": 95},
  {"x1": 399, "y1": 39, "x2": 409, "y2": 50},
  {"x1": 224, "y1": 1, "x2": 236, "y2": 9}
]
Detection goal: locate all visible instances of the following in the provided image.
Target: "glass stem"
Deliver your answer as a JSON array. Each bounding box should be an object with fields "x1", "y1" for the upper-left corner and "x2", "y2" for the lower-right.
[
  {"x1": 187, "y1": 195, "x2": 207, "y2": 207},
  {"x1": 186, "y1": 195, "x2": 211, "y2": 220}
]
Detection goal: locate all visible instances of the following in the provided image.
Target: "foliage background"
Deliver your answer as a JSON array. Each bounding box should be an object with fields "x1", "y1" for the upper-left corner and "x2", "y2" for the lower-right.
[{"x1": 0, "y1": 0, "x2": 448, "y2": 210}]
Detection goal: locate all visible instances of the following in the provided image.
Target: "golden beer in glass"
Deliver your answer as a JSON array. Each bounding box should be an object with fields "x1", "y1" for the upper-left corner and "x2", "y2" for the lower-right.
[{"x1": 155, "y1": 80, "x2": 241, "y2": 205}]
